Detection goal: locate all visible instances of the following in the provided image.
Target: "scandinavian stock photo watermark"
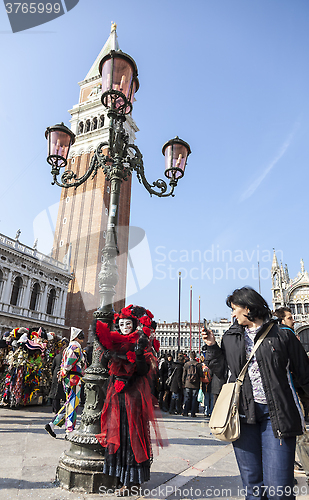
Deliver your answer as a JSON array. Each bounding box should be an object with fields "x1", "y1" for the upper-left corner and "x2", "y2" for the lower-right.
[
  {"x1": 154, "y1": 245, "x2": 283, "y2": 284},
  {"x1": 98, "y1": 484, "x2": 309, "y2": 498}
]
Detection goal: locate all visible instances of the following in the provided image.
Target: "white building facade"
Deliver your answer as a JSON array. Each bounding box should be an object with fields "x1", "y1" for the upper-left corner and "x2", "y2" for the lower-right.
[
  {"x1": 157, "y1": 318, "x2": 231, "y2": 358},
  {"x1": 271, "y1": 251, "x2": 309, "y2": 351},
  {"x1": 0, "y1": 233, "x2": 72, "y2": 336}
]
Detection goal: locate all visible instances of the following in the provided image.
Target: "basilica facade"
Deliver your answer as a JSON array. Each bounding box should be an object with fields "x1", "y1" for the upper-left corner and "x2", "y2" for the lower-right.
[{"x1": 271, "y1": 250, "x2": 309, "y2": 351}]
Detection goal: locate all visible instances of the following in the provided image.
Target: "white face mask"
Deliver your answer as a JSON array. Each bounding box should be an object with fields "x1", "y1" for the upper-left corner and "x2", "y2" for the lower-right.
[{"x1": 119, "y1": 319, "x2": 134, "y2": 335}]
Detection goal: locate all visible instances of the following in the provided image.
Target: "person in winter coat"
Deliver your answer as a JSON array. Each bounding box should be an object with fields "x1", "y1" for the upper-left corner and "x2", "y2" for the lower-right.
[
  {"x1": 158, "y1": 355, "x2": 166, "y2": 409},
  {"x1": 182, "y1": 351, "x2": 203, "y2": 417},
  {"x1": 48, "y1": 337, "x2": 69, "y2": 413},
  {"x1": 199, "y1": 352, "x2": 213, "y2": 417},
  {"x1": 211, "y1": 372, "x2": 225, "y2": 407},
  {"x1": 162, "y1": 354, "x2": 173, "y2": 411},
  {"x1": 169, "y1": 353, "x2": 184, "y2": 414},
  {"x1": 202, "y1": 287, "x2": 309, "y2": 500}
]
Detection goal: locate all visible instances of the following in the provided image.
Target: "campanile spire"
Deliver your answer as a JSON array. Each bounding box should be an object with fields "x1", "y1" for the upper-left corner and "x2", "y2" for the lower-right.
[{"x1": 52, "y1": 27, "x2": 138, "y2": 336}]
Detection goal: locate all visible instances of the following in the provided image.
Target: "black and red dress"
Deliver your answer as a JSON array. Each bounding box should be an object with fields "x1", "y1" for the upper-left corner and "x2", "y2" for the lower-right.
[{"x1": 95, "y1": 318, "x2": 164, "y2": 487}]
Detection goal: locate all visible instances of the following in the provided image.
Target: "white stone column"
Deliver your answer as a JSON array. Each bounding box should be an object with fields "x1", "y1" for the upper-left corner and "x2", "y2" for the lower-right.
[
  {"x1": 40, "y1": 284, "x2": 48, "y2": 314},
  {"x1": 2, "y1": 270, "x2": 13, "y2": 304},
  {"x1": 22, "y1": 277, "x2": 32, "y2": 309},
  {"x1": 19, "y1": 282, "x2": 26, "y2": 308},
  {"x1": 53, "y1": 289, "x2": 61, "y2": 317},
  {"x1": 60, "y1": 288, "x2": 68, "y2": 318}
]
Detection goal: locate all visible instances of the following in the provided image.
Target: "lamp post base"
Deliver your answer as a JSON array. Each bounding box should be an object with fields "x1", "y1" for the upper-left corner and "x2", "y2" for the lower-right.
[
  {"x1": 55, "y1": 337, "x2": 116, "y2": 493},
  {"x1": 56, "y1": 435, "x2": 117, "y2": 493}
]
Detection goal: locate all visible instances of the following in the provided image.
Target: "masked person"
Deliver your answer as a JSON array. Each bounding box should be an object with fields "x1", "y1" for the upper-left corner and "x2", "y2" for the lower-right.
[
  {"x1": 94, "y1": 305, "x2": 165, "y2": 496},
  {"x1": 45, "y1": 327, "x2": 85, "y2": 438},
  {"x1": 48, "y1": 337, "x2": 69, "y2": 413}
]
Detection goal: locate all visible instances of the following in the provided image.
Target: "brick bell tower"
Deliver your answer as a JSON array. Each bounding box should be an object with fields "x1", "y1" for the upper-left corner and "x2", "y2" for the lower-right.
[{"x1": 52, "y1": 24, "x2": 138, "y2": 338}]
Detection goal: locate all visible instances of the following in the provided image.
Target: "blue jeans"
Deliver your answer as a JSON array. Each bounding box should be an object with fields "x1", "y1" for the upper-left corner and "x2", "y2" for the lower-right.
[
  {"x1": 233, "y1": 403, "x2": 296, "y2": 500},
  {"x1": 204, "y1": 392, "x2": 214, "y2": 416},
  {"x1": 183, "y1": 388, "x2": 198, "y2": 416}
]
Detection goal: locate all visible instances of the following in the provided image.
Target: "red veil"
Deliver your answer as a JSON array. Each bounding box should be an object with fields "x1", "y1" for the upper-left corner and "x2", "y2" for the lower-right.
[{"x1": 95, "y1": 319, "x2": 167, "y2": 463}]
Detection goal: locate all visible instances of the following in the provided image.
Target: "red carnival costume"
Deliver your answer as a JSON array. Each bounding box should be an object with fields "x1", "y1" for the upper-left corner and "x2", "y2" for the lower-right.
[{"x1": 95, "y1": 305, "x2": 164, "y2": 489}]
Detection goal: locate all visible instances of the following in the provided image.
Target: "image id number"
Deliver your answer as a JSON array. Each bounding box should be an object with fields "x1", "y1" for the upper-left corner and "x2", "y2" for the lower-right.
[
  {"x1": 6, "y1": 3, "x2": 61, "y2": 14},
  {"x1": 253, "y1": 485, "x2": 308, "y2": 496}
]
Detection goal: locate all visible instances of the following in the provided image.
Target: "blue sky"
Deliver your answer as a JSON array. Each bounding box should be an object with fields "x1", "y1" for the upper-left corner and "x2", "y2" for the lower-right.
[{"x1": 0, "y1": 0, "x2": 309, "y2": 323}]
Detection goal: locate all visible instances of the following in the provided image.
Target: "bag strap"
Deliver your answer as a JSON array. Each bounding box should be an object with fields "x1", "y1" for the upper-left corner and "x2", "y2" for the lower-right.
[
  {"x1": 169, "y1": 367, "x2": 176, "y2": 379},
  {"x1": 236, "y1": 322, "x2": 274, "y2": 385}
]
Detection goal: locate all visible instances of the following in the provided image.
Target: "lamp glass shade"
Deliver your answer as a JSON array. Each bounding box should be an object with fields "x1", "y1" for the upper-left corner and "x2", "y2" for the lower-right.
[
  {"x1": 46, "y1": 123, "x2": 75, "y2": 168},
  {"x1": 49, "y1": 130, "x2": 72, "y2": 159},
  {"x1": 164, "y1": 142, "x2": 189, "y2": 179},
  {"x1": 100, "y1": 52, "x2": 138, "y2": 113}
]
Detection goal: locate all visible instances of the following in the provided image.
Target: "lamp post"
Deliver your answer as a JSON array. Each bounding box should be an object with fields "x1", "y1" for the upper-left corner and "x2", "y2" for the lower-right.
[
  {"x1": 45, "y1": 48, "x2": 191, "y2": 493},
  {"x1": 178, "y1": 271, "x2": 181, "y2": 352},
  {"x1": 189, "y1": 285, "x2": 192, "y2": 351},
  {"x1": 198, "y1": 295, "x2": 201, "y2": 355}
]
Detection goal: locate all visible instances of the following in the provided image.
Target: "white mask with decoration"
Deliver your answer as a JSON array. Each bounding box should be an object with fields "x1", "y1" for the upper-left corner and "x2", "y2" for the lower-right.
[{"x1": 119, "y1": 319, "x2": 134, "y2": 335}]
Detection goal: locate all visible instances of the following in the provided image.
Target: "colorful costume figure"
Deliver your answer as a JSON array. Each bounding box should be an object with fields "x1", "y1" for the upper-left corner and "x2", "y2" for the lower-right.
[
  {"x1": 0, "y1": 327, "x2": 66, "y2": 408},
  {"x1": 45, "y1": 327, "x2": 85, "y2": 437},
  {"x1": 95, "y1": 305, "x2": 163, "y2": 492}
]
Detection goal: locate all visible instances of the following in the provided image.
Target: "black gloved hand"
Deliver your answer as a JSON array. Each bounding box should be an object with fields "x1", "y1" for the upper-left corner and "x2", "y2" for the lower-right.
[
  {"x1": 103, "y1": 349, "x2": 111, "y2": 361},
  {"x1": 135, "y1": 333, "x2": 149, "y2": 355},
  {"x1": 101, "y1": 349, "x2": 111, "y2": 368}
]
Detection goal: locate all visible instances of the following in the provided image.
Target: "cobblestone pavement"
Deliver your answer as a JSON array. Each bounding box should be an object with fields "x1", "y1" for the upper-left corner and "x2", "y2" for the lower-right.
[{"x1": 0, "y1": 405, "x2": 308, "y2": 500}]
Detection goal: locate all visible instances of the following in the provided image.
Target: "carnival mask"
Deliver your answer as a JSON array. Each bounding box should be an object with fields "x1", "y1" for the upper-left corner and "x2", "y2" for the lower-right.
[{"x1": 119, "y1": 319, "x2": 134, "y2": 335}]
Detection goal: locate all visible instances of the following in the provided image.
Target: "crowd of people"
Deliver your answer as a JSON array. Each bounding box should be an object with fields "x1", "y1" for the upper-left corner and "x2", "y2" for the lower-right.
[
  {"x1": 2, "y1": 289, "x2": 309, "y2": 498},
  {"x1": 157, "y1": 349, "x2": 225, "y2": 418}
]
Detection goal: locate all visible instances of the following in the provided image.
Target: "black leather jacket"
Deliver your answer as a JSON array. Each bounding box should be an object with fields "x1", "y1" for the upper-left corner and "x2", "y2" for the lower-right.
[{"x1": 206, "y1": 320, "x2": 309, "y2": 438}]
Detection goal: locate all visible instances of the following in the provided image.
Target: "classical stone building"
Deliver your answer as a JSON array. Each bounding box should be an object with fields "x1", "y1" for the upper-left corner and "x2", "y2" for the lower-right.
[
  {"x1": 271, "y1": 250, "x2": 309, "y2": 350},
  {"x1": 52, "y1": 24, "x2": 137, "y2": 337},
  {"x1": 157, "y1": 318, "x2": 231, "y2": 358},
  {"x1": 0, "y1": 232, "x2": 71, "y2": 336}
]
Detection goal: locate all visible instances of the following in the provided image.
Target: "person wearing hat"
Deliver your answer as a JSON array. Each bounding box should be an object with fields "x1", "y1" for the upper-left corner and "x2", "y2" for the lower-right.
[
  {"x1": 48, "y1": 337, "x2": 70, "y2": 414},
  {"x1": 94, "y1": 305, "x2": 164, "y2": 496},
  {"x1": 45, "y1": 327, "x2": 85, "y2": 438}
]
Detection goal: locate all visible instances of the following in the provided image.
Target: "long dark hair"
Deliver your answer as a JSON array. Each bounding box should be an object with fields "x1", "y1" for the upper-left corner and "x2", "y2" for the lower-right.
[{"x1": 226, "y1": 287, "x2": 272, "y2": 322}]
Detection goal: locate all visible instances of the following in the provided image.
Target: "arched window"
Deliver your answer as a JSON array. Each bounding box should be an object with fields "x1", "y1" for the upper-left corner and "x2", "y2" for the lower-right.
[
  {"x1": 46, "y1": 288, "x2": 56, "y2": 315},
  {"x1": 78, "y1": 122, "x2": 84, "y2": 135},
  {"x1": 297, "y1": 303, "x2": 303, "y2": 315},
  {"x1": 92, "y1": 117, "x2": 97, "y2": 130},
  {"x1": 29, "y1": 283, "x2": 40, "y2": 311},
  {"x1": 99, "y1": 115, "x2": 104, "y2": 128},
  {"x1": 169, "y1": 337, "x2": 172, "y2": 346},
  {"x1": 10, "y1": 276, "x2": 22, "y2": 306},
  {"x1": 85, "y1": 119, "x2": 91, "y2": 133},
  {"x1": 173, "y1": 337, "x2": 176, "y2": 346},
  {"x1": 289, "y1": 304, "x2": 296, "y2": 314},
  {"x1": 304, "y1": 303, "x2": 309, "y2": 314}
]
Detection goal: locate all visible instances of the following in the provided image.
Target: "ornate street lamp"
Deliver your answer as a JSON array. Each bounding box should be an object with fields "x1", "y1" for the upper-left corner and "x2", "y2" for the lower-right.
[
  {"x1": 46, "y1": 48, "x2": 191, "y2": 493},
  {"x1": 45, "y1": 122, "x2": 75, "y2": 169},
  {"x1": 99, "y1": 49, "x2": 139, "y2": 115}
]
